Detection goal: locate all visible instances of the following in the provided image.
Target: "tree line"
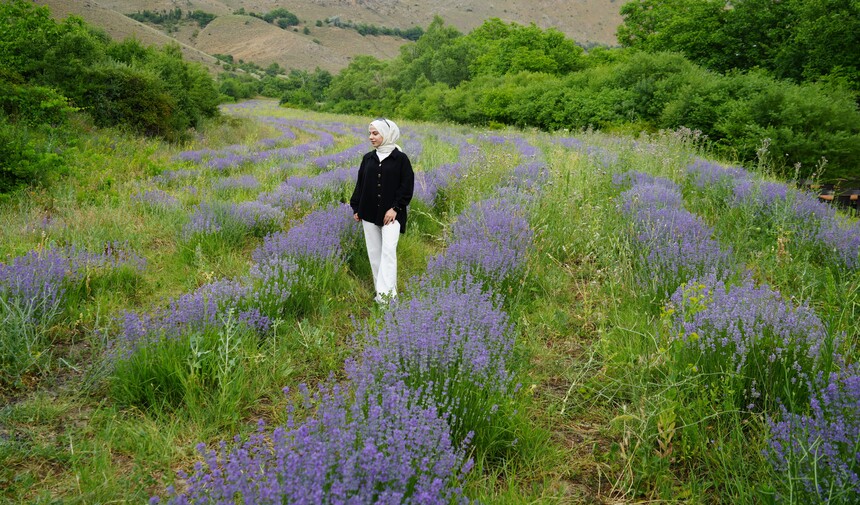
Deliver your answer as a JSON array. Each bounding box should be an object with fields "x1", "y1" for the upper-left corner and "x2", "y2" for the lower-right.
[{"x1": 279, "y1": 6, "x2": 860, "y2": 182}]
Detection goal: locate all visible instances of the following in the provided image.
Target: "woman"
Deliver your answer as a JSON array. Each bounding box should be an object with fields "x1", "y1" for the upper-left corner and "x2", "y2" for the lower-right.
[{"x1": 350, "y1": 118, "x2": 414, "y2": 304}]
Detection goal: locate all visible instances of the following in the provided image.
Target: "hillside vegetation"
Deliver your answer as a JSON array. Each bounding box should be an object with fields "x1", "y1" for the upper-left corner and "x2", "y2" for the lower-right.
[
  {"x1": 34, "y1": 0, "x2": 628, "y2": 73},
  {"x1": 285, "y1": 12, "x2": 860, "y2": 183},
  {"x1": 1, "y1": 3, "x2": 859, "y2": 504}
]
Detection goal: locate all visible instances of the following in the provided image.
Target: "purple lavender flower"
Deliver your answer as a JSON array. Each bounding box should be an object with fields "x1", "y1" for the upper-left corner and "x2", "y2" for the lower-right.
[
  {"x1": 133, "y1": 189, "x2": 180, "y2": 210},
  {"x1": 182, "y1": 203, "x2": 222, "y2": 239},
  {"x1": 685, "y1": 158, "x2": 750, "y2": 190},
  {"x1": 227, "y1": 201, "x2": 285, "y2": 236},
  {"x1": 245, "y1": 256, "x2": 300, "y2": 319},
  {"x1": 153, "y1": 379, "x2": 472, "y2": 505},
  {"x1": 117, "y1": 279, "x2": 269, "y2": 358},
  {"x1": 427, "y1": 198, "x2": 533, "y2": 289},
  {"x1": 617, "y1": 173, "x2": 735, "y2": 297},
  {"x1": 685, "y1": 162, "x2": 860, "y2": 270},
  {"x1": 286, "y1": 168, "x2": 353, "y2": 194},
  {"x1": 252, "y1": 204, "x2": 361, "y2": 268},
  {"x1": 350, "y1": 274, "x2": 516, "y2": 443},
  {"x1": 767, "y1": 366, "x2": 860, "y2": 503},
  {"x1": 0, "y1": 245, "x2": 145, "y2": 325},
  {"x1": 415, "y1": 162, "x2": 465, "y2": 206},
  {"x1": 213, "y1": 174, "x2": 260, "y2": 192},
  {"x1": 665, "y1": 273, "x2": 832, "y2": 410},
  {"x1": 556, "y1": 137, "x2": 583, "y2": 149},
  {"x1": 153, "y1": 169, "x2": 198, "y2": 184},
  {"x1": 257, "y1": 184, "x2": 314, "y2": 213},
  {"x1": 311, "y1": 143, "x2": 366, "y2": 169},
  {"x1": 174, "y1": 149, "x2": 216, "y2": 164},
  {"x1": 206, "y1": 152, "x2": 247, "y2": 172}
]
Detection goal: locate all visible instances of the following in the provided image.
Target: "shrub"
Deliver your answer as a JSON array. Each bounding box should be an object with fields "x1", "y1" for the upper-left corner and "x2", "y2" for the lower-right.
[
  {"x1": 663, "y1": 274, "x2": 836, "y2": 411},
  {"x1": 0, "y1": 118, "x2": 65, "y2": 192},
  {"x1": 350, "y1": 274, "x2": 517, "y2": 446},
  {"x1": 767, "y1": 367, "x2": 860, "y2": 504},
  {"x1": 153, "y1": 379, "x2": 473, "y2": 504}
]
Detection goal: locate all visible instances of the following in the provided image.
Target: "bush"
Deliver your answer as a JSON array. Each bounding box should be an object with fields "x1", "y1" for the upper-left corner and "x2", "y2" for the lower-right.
[{"x1": 0, "y1": 118, "x2": 65, "y2": 192}]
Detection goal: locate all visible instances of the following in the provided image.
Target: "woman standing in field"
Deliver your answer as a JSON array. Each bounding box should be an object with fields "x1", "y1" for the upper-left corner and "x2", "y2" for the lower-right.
[{"x1": 350, "y1": 118, "x2": 414, "y2": 304}]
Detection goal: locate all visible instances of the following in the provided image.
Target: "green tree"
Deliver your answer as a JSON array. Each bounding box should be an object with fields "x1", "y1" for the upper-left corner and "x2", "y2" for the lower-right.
[
  {"x1": 327, "y1": 55, "x2": 393, "y2": 105},
  {"x1": 618, "y1": 0, "x2": 860, "y2": 93},
  {"x1": 469, "y1": 19, "x2": 584, "y2": 76},
  {"x1": 394, "y1": 16, "x2": 472, "y2": 88}
]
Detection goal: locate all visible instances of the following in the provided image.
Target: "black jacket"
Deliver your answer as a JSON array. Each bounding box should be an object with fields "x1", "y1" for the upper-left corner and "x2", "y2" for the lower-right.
[{"x1": 350, "y1": 148, "x2": 414, "y2": 234}]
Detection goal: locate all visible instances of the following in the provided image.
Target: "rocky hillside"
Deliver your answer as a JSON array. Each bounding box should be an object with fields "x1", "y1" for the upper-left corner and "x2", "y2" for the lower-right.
[{"x1": 34, "y1": 0, "x2": 628, "y2": 73}]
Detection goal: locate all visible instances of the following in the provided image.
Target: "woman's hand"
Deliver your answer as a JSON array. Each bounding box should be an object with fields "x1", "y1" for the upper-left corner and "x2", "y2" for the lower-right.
[
  {"x1": 354, "y1": 213, "x2": 360, "y2": 222},
  {"x1": 383, "y1": 208, "x2": 397, "y2": 225}
]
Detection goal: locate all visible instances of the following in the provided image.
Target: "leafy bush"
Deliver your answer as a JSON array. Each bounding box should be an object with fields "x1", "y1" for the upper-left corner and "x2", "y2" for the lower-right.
[
  {"x1": 0, "y1": 118, "x2": 65, "y2": 192},
  {"x1": 0, "y1": 1, "x2": 220, "y2": 141}
]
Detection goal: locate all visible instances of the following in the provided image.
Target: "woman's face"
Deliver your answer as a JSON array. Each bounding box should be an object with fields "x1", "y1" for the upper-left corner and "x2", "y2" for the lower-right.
[{"x1": 369, "y1": 127, "x2": 383, "y2": 148}]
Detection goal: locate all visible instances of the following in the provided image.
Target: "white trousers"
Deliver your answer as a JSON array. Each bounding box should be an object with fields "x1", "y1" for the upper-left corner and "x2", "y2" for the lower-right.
[{"x1": 362, "y1": 220, "x2": 400, "y2": 302}]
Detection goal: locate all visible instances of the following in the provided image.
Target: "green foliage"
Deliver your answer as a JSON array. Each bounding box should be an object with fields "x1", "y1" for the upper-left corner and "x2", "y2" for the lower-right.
[
  {"x1": 469, "y1": 19, "x2": 584, "y2": 77},
  {"x1": 0, "y1": 295, "x2": 56, "y2": 389},
  {"x1": 0, "y1": 77, "x2": 76, "y2": 126},
  {"x1": 109, "y1": 314, "x2": 262, "y2": 425},
  {"x1": 0, "y1": 1, "x2": 220, "y2": 142},
  {"x1": 324, "y1": 16, "x2": 424, "y2": 41},
  {"x1": 243, "y1": 7, "x2": 299, "y2": 27},
  {"x1": 325, "y1": 55, "x2": 397, "y2": 114},
  {"x1": 0, "y1": 0, "x2": 58, "y2": 75},
  {"x1": 618, "y1": 0, "x2": 860, "y2": 93},
  {"x1": 394, "y1": 16, "x2": 472, "y2": 88},
  {"x1": 127, "y1": 8, "x2": 183, "y2": 26},
  {"x1": 0, "y1": 118, "x2": 65, "y2": 192},
  {"x1": 218, "y1": 72, "x2": 260, "y2": 101},
  {"x1": 187, "y1": 10, "x2": 216, "y2": 28},
  {"x1": 127, "y1": 8, "x2": 216, "y2": 31}
]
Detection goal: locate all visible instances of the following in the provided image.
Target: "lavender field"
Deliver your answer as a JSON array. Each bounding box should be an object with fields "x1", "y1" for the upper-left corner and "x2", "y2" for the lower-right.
[{"x1": 1, "y1": 100, "x2": 858, "y2": 504}]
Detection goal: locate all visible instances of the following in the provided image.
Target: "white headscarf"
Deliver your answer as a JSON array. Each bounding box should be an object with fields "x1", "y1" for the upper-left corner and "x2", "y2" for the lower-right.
[{"x1": 370, "y1": 118, "x2": 402, "y2": 162}]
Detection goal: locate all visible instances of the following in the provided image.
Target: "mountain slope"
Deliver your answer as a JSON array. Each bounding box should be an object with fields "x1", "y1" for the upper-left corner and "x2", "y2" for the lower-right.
[{"x1": 34, "y1": 0, "x2": 629, "y2": 73}]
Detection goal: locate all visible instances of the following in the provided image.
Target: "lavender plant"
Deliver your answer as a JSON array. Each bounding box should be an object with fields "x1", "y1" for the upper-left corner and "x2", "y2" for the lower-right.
[
  {"x1": 767, "y1": 367, "x2": 860, "y2": 504},
  {"x1": 257, "y1": 183, "x2": 314, "y2": 213},
  {"x1": 684, "y1": 160, "x2": 860, "y2": 271},
  {"x1": 1, "y1": 245, "x2": 144, "y2": 385},
  {"x1": 616, "y1": 172, "x2": 736, "y2": 300},
  {"x1": 350, "y1": 274, "x2": 517, "y2": 446},
  {"x1": 112, "y1": 280, "x2": 270, "y2": 410},
  {"x1": 133, "y1": 189, "x2": 181, "y2": 212},
  {"x1": 663, "y1": 273, "x2": 836, "y2": 411},
  {"x1": 227, "y1": 201, "x2": 285, "y2": 237},
  {"x1": 212, "y1": 174, "x2": 260, "y2": 193},
  {"x1": 250, "y1": 204, "x2": 361, "y2": 314},
  {"x1": 427, "y1": 198, "x2": 533, "y2": 292},
  {"x1": 153, "y1": 379, "x2": 473, "y2": 505}
]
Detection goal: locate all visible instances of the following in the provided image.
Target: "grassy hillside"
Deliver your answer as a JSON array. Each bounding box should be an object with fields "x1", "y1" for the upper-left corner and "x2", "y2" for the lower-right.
[
  {"x1": 1, "y1": 101, "x2": 858, "y2": 503},
  {"x1": 34, "y1": 0, "x2": 628, "y2": 72}
]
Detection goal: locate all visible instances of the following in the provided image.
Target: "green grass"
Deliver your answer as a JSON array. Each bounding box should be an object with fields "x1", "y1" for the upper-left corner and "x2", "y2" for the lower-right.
[{"x1": 0, "y1": 103, "x2": 857, "y2": 503}]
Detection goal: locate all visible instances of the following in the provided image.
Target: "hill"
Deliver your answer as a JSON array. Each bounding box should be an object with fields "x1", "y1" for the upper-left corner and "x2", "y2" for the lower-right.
[{"x1": 33, "y1": 0, "x2": 628, "y2": 73}]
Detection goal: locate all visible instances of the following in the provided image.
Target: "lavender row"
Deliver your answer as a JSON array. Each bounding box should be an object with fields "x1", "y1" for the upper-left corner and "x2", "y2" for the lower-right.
[
  {"x1": 0, "y1": 244, "x2": 145, "y2": 326},
  {"x1": 414, "y1": 140, "x2": 481, "y2": 207},
  {"x1": 154, "y1": 135, "x2": 547, "y2": 504},
  {"x1": 766, "y1": 366, "x2": 860, "y2": 503},
  {"x1": 687, "y1": 158, "x2": 860, "y2": 270},
  {"x1": 614, "y1": 165, "x2": 858, "y2": 498},
  {"x1": 612, "y1": 170, "x2": 736, "y2": 299},
  {"x1": 664, "y1": 272, "x2": 833, "y2": 411},
  {"x1": 117, "y1": 204, "x2": 361, "y2": 359}
]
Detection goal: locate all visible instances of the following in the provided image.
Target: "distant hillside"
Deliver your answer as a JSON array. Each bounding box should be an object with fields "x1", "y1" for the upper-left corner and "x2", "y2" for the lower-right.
[{"x1": 34, "y1": 0, "x2": 628, "y2": 73}]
